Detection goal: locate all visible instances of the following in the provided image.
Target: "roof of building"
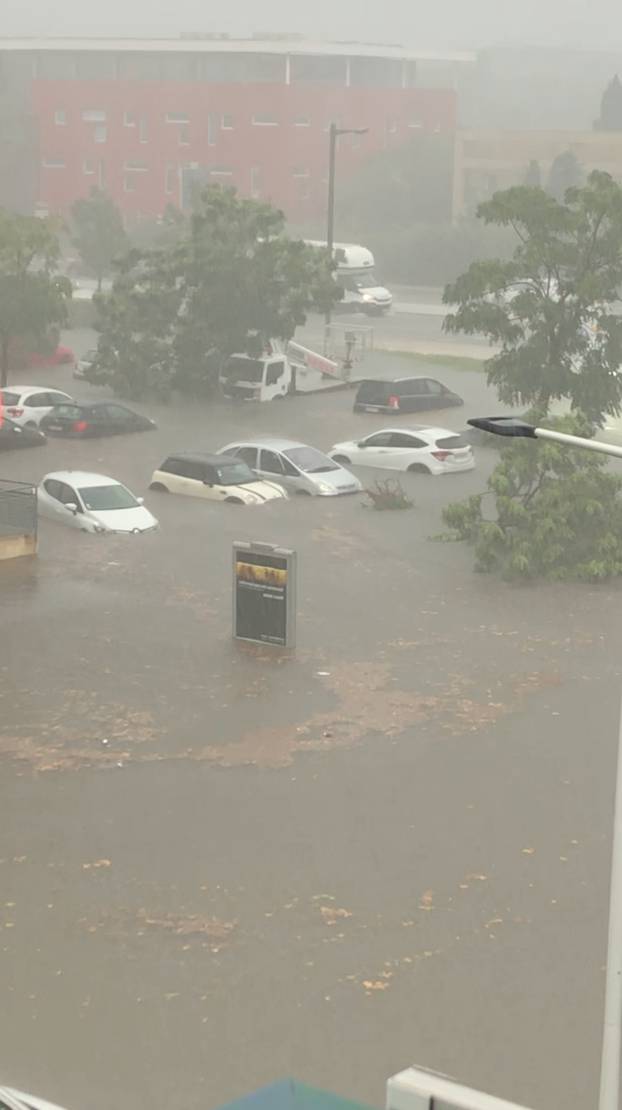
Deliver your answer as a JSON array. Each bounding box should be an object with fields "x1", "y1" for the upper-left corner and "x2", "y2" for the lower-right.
[{"x1": 0, "y1": 36, "x2": 475, "y2": 63}]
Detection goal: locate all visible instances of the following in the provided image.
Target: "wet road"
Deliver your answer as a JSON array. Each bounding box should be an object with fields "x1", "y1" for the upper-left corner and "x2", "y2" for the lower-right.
[{"x1": 0, "y1": 347, "x2": 620, "y2": 1110}]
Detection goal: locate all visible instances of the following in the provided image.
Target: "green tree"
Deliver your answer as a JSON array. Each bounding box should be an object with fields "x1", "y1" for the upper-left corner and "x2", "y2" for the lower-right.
[
  {"x1": 91, "y1": 186, "x2": 339, "y2": 399},
  {"x1": 442, "y1": 413, "x2": 622, "y2": 581},
  {"x1": 71, "y1": 188, "x2": 128, "y2": 290},
  {"x1": 595, "y1": 74, "x2": 622, "y2": 131},
  {"x1": 546, "y1": 149, "x2": 584, "y2": 201},
  {"x1": 442, "y1": 172, "x2": 622, "y2": 582},
  {"x1": 523, "y1": 160, "x2": 542, "y2": 187},
  {"x1": 444, "y1": 171, "x2": 622, "y2": 423},
  {"x1": 0, "y1": 209, "x2": 71, "y2": 388}
]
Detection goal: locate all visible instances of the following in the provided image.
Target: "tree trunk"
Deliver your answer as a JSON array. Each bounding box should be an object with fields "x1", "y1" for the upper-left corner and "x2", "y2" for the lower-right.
[
  {"x1": 97, "y1": 273, "x2": 102, "y2": 292},
  {"x1": 0, "y1": 338, "x2": 9, "y2": 389}
]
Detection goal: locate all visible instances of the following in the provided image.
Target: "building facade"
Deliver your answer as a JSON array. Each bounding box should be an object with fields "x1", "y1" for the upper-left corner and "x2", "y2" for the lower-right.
[
  {"x1": 0, "y1": 37, "x2": 471, "y2": 223},
  {"x1": 452, "y1": 128, "x2": 622, "y2": 218}
]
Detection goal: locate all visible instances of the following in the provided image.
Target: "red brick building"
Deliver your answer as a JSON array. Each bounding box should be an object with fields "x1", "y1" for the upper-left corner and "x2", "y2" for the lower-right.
[{"x1": 0, "y1": 37, "x2": 472, "y2": 222}]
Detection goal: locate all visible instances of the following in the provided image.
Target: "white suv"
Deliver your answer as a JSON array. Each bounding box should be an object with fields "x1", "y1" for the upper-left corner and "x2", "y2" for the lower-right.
[{"x1": 0, "y1": 385, "x2": 74, "y2": 428}]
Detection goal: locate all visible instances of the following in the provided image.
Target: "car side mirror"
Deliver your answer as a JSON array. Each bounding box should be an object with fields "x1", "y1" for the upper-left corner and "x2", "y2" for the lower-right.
[
  {"x1": 13, "y1": 426, "x2": 22, "y2": 434},
  {"x1": 65, "y1": 502, "x2": 78, "y2": 513},
  {"x1": 136, "y1": 496, "x2": 144, "y2": 505}
]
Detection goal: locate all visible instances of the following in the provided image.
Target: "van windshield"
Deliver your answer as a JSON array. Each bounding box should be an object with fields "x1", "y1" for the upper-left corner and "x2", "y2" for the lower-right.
[{"x1": 223, "y1": 357, "x2": 264, "y2": 384}]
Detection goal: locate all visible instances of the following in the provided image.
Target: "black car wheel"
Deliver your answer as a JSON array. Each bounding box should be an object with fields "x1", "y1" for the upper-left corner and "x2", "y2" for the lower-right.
[
  {"x1": 149, "y1": 482, "x2": 169, "y2": 492},
  {"x1": 408, "y1": 463, "x2": 431, "y2": 475}
]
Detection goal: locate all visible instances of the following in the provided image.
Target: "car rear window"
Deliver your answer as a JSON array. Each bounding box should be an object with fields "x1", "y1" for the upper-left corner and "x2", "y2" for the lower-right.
[
  {"x1": 0, "y1": 391, "x2": 20, "y2": 406},
  {"x1": 53, "y1": 405, "x2": 81, "y2": 418},
  {"x1": 356, "y1": 380, "x2": 389, "y2": 402},
  {"x1": 435, "y1": 435, "x2": 468, "y2": 449}
]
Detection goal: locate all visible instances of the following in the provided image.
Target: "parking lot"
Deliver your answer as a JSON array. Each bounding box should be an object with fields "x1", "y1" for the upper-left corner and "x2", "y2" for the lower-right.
[{"x1": 1, "y1": 339, "x2": 620, "y2": 1110}]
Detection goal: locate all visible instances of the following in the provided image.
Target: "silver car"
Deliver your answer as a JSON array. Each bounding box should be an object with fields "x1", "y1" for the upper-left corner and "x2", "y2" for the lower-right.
[{"x1": 218, "y1": 437, "x2": 362, "y2": 496}]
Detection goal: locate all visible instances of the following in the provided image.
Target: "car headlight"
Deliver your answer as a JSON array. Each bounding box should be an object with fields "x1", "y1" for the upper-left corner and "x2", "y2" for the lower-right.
[
  {"x1": 361, "y1": 293, "x2": 373, "y2": 302},
  {"x1": 317, "y1": 482, "x2": 335, "y2": 494},
  {"x1": 93, "y1": 524, "x2": 107, "y2": 534}
]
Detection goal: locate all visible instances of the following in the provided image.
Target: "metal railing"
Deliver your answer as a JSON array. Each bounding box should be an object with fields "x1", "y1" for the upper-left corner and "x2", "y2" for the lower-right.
[{"x1": 0, "y1": 480, "x2": 37, "y2": 538}]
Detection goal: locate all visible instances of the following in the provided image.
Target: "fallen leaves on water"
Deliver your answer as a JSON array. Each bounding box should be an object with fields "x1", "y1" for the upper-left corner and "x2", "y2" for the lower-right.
[
  {"x1": 319, "y1": 905, "x2": 352, "y2": 926},
  {"x1": 362, "y1": 980, "x2": 390, "y2": 992},
  {"x1": 82, "y1": 859, "x2": 111, "y2": 871}
]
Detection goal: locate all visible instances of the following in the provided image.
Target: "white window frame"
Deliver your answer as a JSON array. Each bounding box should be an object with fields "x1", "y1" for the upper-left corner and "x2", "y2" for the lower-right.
[
  {"x1": 94, "y1": 124, "x2": 107, "y2": 144},
  {"x1": 252, "y1": 115, "x2": 278, "y2": 127},
  {"x1": 166, "y1": 113, "x2": 189, "y2": 124},
  {"x1": 292, "y1": 168, "x2": 310, "y2": 179},
  {"x1": 41, "y1": 157, "x2": 65, "y2": 169},
  {"x1": 54, "y1": 109, "x2": 66, "y2": 126},
  {"x1": 82, "y1": 109, "x2": 106, "y2": 122},
  {"x1": 165, "y1": 164, "x2": 177, "y2": 195},
  {"x1": 123, "y1": 111, "x2": 136, "y2": 127},
  {"x1": 293, "y1": 116, "x2": 311, "y2": 128},
  {"x1": 83, "y1": 158, "x2": 95, "y2": 175},
  {"x1": 221, "y1": 114, "x2": 234, "y2": 130},
  {"x1": 124, "y1": 161, "x2": 149, "y2": 173},
  {"x1": 123, "y1": 174, "x2": 137, "y2": 193},
  {"x1": 210, "y1": 168, "x2": 233, "y2": 178},
  {"x1": 178, "y1": 125, "x2": 190, "y2": 146}
]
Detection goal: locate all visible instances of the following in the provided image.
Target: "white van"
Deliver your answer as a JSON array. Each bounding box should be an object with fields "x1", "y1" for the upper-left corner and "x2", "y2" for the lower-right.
[
  {"x1": 219, "y1": 341, "x2": 346, "y2": 402},
  {"x1": 305, "y1": 240, "x2": 392, "y2": 315}
]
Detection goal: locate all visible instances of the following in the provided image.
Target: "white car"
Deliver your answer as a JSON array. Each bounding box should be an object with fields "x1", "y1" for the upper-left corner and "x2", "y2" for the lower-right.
[
  {"x1": 0, "y1": 385, "x2": 74, "y2": 428},
  {"x1": 149, "y1": 452, "x2": 287, "y2": 504},
  {"x1": 74, "y1": 348, "x2": 97, "y2": 379},
  {"x1": 38, "y1": 471, "x2": 159, "y2": 534},
  {"x1": 328, "y1": 427, "x2": 475, "y2": 476},
  {"x1": 1, "y1": 1087, "x2": 71, "y2": 1110}
]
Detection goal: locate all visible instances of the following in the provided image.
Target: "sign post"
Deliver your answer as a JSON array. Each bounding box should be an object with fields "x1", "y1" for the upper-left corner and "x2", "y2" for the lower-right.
[{"x1": 232, "y1": 541, "x2": 296, "y2": 648}]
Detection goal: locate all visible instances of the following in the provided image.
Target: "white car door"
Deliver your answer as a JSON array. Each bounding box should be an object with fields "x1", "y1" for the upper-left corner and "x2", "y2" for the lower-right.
[
  {"x1": 384, "y1": 431, "x2": 430, "y2": 469},
  {"x1": 40, "y1": 478, "x2": 82, "y2": 528},
  {"x1": 23, "y1": 390, "x2": 71, "y2": 427},
  {"x1": 356, "y1": 431, "x2": 400, "y2": 469}
]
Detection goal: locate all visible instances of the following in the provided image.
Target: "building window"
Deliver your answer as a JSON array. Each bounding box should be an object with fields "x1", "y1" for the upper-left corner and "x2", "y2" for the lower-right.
[
  {"x1": 408, "y1": 120, "x2": 423, "y2": 130},
  {"x1": 252, "y1": 114, "x2": 278, "y2": 127},
  {"x1": 166, "y1": 112, "x2": 189, "y2": 124},
  {"x1": 54, "y1": 109, "x2": 66, "y2": 125},
  {"x1": 221, "y1": 113, "x2": 234, "y2": 130},
  {"x1": 94, "y1": 124, "x2": 107, "y2": 143},
  {"x1": 165, "y1": 164, "x2": 177, "y2": 195},
  {"x1": 83, "y1": 159, "x2": 95, "y2": 175},
  {"x1": 123, "y1": 174, "x2": 137, "y2": 193},
  {"x1": 292, "y1": 167, "x2": 310, "y2": 178},
  {"x1": 98, "y1": 160, "x2": 106, "y2": 188},
  {"x1": 138, "y1": 117, "x2": 148, "y2": 143},
  {"x1": 210, "y1": 167, "x2": 233, "y2": 177},
  {"x1": 178, "y1": 125, "x2": 190, "y2": 146},
  {"x1": 124, "y1": 160, "x2": 148, "y2": 172},
  {"x1": 293, "y1": 116, "x2": 311, "y2": 127},
  {"x1": 41, "y1": 157, "x2": 65, "y2": 169},
  {"x1": 124, "y1": 111, "x2": 136, "y2": 127},
  {"x1": 82, "y1": 109, "x2": 106, "y2": 122},
  {"x1": 387, "y1": 119, "x2": 398, "y2": 134},
  {"x1": 250, "y1": 166, "x2": 261, "y2": 198}
]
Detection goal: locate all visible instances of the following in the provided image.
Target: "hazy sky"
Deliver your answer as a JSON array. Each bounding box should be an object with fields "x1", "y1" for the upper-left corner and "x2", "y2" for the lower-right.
[{"x1": 2, "y1": 0, "x2": 621, "y2": 51}]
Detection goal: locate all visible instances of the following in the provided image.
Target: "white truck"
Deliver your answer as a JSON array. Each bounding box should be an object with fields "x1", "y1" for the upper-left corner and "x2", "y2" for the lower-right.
[
  {"x1": 305, "y1": 240, "x2": 393, "y2": 315},
  {"x1": 219, "y1": 340, "x2": 349, "y2": 402}
]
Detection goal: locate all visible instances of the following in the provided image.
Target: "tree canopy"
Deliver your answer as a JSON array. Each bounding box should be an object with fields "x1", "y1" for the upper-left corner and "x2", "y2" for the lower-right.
[
  {"x1": 444, "y1": 171, "x2": 622, "y2": 423},
  {"x1": 442, "y1": 172, "x2": 622, "y2": 581},
  {"x1": 546, "y1": 149, "x2": 584, "y2": 201},
  {"x1": 0, "y1": 209, "x2": 71, "y2": 387},
  {"x1": 595, "y1": 74, "x2": 622, "y2": 132},
  {"x1": 90, "y1": 186, "x2": 340, "y2": 399},
  {"x1": 71, "y1": 187, "x2": 128, "y2": 289}
]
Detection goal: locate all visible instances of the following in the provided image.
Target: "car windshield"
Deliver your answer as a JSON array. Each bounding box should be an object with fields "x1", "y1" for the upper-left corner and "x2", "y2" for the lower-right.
[
  {"x1": 215, "y1": 462, "x2": 256, "y2": 485},
  {"x1": 283, "y1": 446, "x2": 339, "y2": 473},
  {"x1": 223, "y1": 357, "x2": 264, "y2": 384},
  {"x1": 78, "y1": 484, "x2": 138, "y2": 510}
]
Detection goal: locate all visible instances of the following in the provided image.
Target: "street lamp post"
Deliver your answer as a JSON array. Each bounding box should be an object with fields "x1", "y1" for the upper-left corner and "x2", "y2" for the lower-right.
[
  {"x1": 324, "y1": 122, "x2": 369, "y2": 337},
  {"x1": 468, "y1": 415, "x2": 622, "y2": 1110}
]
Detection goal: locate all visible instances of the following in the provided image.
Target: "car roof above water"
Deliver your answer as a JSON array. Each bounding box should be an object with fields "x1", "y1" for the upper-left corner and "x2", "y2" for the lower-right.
[
  {"x1": 162, "y1": 452, "x2": 239, "y2": 466},
  {"x1": 42, "y1": 470, "x2": 120, "y2": 486},
  {"x1": 223, "y1": 436, "x2": 308, "y2": 451}
]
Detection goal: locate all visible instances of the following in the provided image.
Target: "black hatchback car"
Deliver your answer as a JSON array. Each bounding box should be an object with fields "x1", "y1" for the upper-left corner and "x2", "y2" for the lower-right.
[
  {"x1": 353, "y1": 376, "x2": 464, "y2": 414},
  {"x1": 40, "y1": 401, "x2": 156, "y2": 438},
  {"x1": 0, "y1": 416, "x2": 46, "y2": 451}
]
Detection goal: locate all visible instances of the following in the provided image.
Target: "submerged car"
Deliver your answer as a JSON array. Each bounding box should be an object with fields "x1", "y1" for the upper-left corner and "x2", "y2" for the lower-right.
[
  {"x1": 0, "y1": 417, "x2": 46, "y2": 450},
  {"x1": 329, "y1": 427, "x2": 475, "y2": 475},
  {"x1": 40, "y1": 400, "x2": 156, "y2": 437},
  {"x1": 149, "y1": 452, "x2": 287, "y2": 504},
  {"x1": 219, "y1": 437, "x2": 363, "y2": 496},
  {"x1": 0, "y1": 385, "x2": 73, "y2": 428},
  {"x1": 37, "y1": 471, "x2": 159, "y2": 534},
  {"x1": 353, "y1": 377, "x2": 464, "y2": 415}
]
